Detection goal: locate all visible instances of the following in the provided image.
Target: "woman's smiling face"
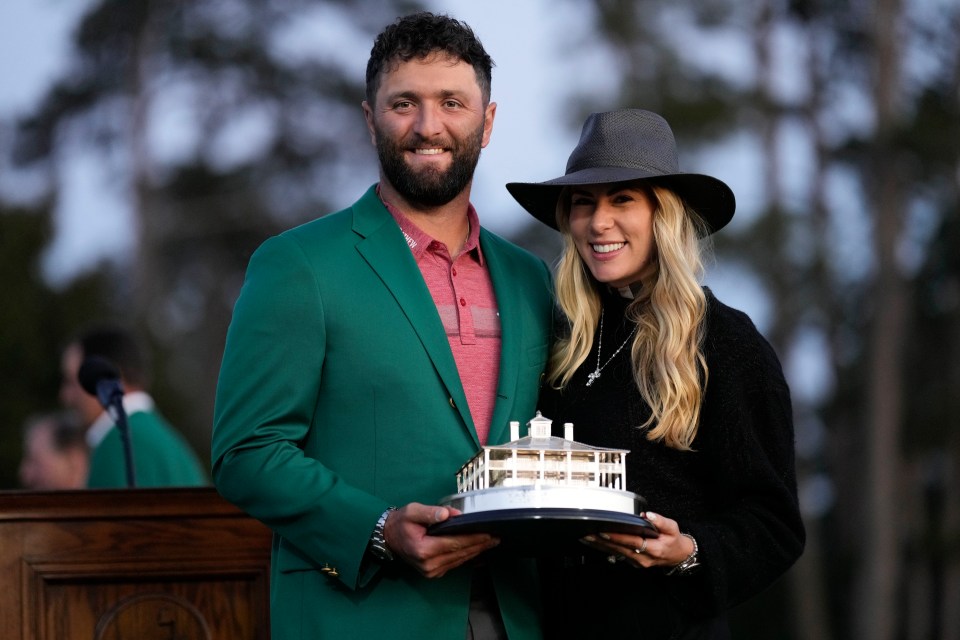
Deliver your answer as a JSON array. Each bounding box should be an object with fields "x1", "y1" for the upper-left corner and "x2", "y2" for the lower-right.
[{"x1": 567, "y1": 181, "x2": 657, "y2": 288}]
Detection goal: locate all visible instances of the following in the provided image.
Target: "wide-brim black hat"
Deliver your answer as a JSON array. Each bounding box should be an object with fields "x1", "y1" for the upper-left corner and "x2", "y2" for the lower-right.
[{"x1": 506, "y1": 109, "x2": 735, "y2": 234}]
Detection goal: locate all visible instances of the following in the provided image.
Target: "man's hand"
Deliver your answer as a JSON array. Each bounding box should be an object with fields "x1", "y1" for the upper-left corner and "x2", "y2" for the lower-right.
[{"x1": 383, "y1": 502, "x2": 499, "y2": 578}]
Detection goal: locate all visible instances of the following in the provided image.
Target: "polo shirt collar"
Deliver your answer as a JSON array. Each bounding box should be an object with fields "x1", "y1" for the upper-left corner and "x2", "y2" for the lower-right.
[{"x1": 378, "y1": 186, "x2": 484, "y2": 265}]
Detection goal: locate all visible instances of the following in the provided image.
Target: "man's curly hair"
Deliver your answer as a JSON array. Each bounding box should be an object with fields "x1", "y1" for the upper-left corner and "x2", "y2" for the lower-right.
[{"x1": 365, "y1": 12, "x2": 494, "y2": 105}]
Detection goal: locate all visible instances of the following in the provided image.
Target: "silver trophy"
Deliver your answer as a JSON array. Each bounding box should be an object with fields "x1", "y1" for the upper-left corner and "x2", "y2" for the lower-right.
[{"x1": 431, "y1": 412, "x2": 656, "y2": 555}]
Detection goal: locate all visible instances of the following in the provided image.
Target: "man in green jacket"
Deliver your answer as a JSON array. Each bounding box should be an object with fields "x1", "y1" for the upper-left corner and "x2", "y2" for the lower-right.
[
  {"x1": 212, "y1": 11, "x2": 553, "y2": 640},
  {"x1": 60, "y1": 325, "x2": 208, "y2": 488}
]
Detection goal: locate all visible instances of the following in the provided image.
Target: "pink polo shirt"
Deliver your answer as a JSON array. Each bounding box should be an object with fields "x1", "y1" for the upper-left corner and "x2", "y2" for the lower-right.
[{"x1": 382, "y1": 197, "x2": 501, "y2": 445}]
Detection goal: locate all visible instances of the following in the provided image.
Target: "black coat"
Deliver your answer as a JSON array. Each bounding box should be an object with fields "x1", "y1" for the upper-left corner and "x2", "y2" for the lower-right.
[{"x1": 537, "y1": 288, "x2": 805, "y2": 639}]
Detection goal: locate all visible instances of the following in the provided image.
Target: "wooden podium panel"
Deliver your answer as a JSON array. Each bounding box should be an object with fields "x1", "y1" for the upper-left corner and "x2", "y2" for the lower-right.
[{"x1": 0, "y1": 488, "x2": 272, "y2": 640}]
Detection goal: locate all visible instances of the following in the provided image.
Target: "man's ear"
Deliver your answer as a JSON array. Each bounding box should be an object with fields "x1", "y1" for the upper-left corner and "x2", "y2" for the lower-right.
[
  {"x1": 481, "y1": 101, "x2": 497, "y2": 148},
  {"x1": 362, "y1": 101, "x2": 377, "y2": 146}
]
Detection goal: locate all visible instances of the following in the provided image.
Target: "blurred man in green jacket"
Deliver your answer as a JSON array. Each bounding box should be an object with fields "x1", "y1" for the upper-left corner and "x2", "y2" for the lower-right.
[{"x1": 60, "y1": 324, "x2": 208, "y2": 488}]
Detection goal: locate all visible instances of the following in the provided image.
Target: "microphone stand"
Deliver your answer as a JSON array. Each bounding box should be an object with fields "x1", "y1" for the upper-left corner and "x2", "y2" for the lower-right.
[
  {"x1": 104, "y1": 391, "x2": 137, "y2": 488},
  {"x1": 80, "y1": 356, "x2": 138, "y2": 488}
]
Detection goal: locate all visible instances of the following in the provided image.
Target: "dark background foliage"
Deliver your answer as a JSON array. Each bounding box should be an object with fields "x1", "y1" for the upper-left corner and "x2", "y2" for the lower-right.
[{"x1": 1, "y1": 1, "x2": 958, "y2": 637}]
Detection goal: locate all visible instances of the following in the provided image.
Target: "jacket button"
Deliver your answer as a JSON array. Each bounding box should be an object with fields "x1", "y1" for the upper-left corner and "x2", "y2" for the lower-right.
[
  {"x1": 320, "y1": 564, "x2": 338, "y2": 577},
  {"x1": 449, "y1": 397, "x2": 457, "y2": 409}
]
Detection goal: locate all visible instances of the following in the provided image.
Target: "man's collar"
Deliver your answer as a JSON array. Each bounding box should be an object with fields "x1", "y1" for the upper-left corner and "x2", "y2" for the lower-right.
[
  {"x1": 378, "y1": 185, "x2": 484, "y2": 264},
  {"x1": 85, "y1": 391, "x2": 155, "y2": 448}
]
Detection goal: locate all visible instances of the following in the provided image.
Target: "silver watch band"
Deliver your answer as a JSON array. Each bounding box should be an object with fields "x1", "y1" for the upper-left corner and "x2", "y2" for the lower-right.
[
  {"x1": 667, "y1": 532, "x2": 701, "y2": 575},
  {"x1": 369, "y1": 506, "x2": 398, "y2": 562}
]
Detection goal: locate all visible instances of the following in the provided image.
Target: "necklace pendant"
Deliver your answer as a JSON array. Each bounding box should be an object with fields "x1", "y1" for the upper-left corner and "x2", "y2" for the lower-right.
[{"x1": 586, "y1": 370, "x2": 600, "y2": 387}]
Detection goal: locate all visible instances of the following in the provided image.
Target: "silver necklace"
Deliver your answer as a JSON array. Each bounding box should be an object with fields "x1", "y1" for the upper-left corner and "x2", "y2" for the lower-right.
[{"x1": 585, "y1": 309, "x2": 638, "y2": 387}]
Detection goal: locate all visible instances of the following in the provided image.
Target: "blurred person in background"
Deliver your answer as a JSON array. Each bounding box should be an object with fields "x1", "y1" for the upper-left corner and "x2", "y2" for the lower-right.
[
  {"x1": 60, "y1": 324, "x2": 208, "y2": 488},
  {"x1": 18, "y1": 411, "x2": 89, "y2": 490}
]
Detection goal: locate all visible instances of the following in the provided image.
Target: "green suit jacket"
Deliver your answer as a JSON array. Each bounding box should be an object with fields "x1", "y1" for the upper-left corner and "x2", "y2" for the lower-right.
[
  {"x1": 212, "y1": 186, "x2": 553, "y2": 639},
  {"x1": 87, "y1": 407, "x2": 209, "y2": 488}
]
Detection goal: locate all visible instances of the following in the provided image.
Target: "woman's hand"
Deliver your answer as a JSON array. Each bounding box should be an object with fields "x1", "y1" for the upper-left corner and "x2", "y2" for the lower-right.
[{"x1": 580, "y1": 511, "x2": 695, "y2": 570}]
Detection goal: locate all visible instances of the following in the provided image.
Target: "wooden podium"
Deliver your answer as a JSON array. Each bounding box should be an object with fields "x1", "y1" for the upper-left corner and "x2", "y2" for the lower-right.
[{"x1": 0, "y1": 488, "x2": 272, "y2": 640}]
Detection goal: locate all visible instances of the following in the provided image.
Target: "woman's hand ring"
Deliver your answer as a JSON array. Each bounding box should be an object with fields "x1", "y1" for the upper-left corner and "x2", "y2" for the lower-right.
[{"x1": 634, "y1": 539, "x2": 648, "y2": 555}]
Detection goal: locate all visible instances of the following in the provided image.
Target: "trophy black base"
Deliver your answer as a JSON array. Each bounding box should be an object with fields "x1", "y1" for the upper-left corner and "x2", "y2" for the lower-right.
[{"x1": 428, "y1": 507, "x2": 657, "y2": 557}]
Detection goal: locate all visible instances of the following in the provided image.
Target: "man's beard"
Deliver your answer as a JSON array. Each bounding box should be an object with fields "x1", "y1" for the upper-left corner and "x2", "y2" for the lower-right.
[{"x1": 376, "y1": 124, "x2": 484, "y2": 209}]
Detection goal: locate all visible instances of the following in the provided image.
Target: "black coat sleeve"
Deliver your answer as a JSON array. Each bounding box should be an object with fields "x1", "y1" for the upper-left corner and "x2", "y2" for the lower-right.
[{"x1": 666, "y1": 297, "x2": 806, "y2": 617}]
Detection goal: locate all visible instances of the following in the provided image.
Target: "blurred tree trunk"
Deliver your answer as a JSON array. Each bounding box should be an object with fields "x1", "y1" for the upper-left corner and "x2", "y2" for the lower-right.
[
  {"x1": 753, "y1": 6, "x2": 825, "y2": 637},
  {"x1": 773, "y1": 3, "x2": 834, "y2": 637},
  {"x1": 855, "y1": 0, "x2": 907, "y2": 637}
]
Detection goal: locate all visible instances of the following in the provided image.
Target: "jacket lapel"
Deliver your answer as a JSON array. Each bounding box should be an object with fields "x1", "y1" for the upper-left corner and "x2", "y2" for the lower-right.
[
  {"x1": 351, "y1": 188, "x2": 475, "y2": 436},
  {"x1": 482, "y1": 230, "x2": 522, "y2": 446}
]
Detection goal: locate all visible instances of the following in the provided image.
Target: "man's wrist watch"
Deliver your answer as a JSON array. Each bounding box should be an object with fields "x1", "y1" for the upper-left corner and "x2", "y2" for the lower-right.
[
  {"x1": 369, "y1": 507, "x2": 398, "y2": 563},
  {"x1": 667, "y1": 533, "x2": 701, "y2": 576}
]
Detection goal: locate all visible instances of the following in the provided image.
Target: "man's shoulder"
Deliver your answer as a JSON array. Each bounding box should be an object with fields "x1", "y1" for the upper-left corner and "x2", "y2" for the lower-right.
[
  {"x1": 283, "y1": 199, "x2": 364, "y2": 240},
  {"x1": 126, "y1": 406, "x2": 168, "y2": 426},
  {"x1": 265, "y1": 186, "x2": 385, "y2": 249},
  {"x1": 280, "y1": 209, "x2": 352, "y2": 245},
  {"x1": 478, "y1": 227, "x2": 548, "y2": 271},
  {"x1": 127, "y1": 410, "x2": 204, "y2": 458}
]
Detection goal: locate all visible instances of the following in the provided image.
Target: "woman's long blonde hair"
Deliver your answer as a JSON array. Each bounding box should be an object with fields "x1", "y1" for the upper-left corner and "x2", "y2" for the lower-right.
[{"x1": 548, "y1": 183, "x2": 710, "y2": 450}]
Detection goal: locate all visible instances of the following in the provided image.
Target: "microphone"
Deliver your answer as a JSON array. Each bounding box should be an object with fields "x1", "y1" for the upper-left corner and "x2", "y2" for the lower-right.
[
  {"x1": 78, "y1": 356, "x2": 125, "y2": 413},
  {"x1": 77, "y1": 355, "x2": 137, "y2": 487}
]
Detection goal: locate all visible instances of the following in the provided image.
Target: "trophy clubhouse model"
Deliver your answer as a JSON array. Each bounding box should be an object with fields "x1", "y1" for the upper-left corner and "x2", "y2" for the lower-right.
[{"x1": 431, "y1": 412, "x2": 656, "y2": 554}]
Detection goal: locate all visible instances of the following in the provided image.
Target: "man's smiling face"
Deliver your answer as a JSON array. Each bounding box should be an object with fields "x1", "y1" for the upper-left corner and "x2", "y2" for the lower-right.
[{"x1": 363, "y1": 53, "x2": 495, "y2": 210}]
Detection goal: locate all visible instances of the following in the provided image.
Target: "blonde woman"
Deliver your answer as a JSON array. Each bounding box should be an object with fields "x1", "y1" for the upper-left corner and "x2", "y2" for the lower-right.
[{"x1": 507, "y1": 109, "x2": 804, "y2": 639}]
